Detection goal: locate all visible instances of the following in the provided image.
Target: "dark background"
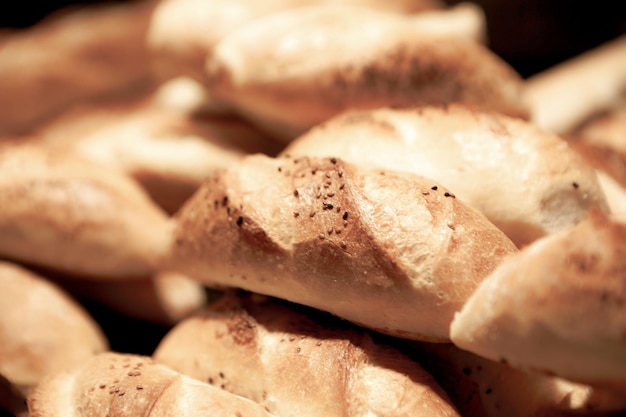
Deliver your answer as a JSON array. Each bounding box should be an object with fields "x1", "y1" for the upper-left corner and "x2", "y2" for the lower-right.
[
  {"x1": 447, "y1": 0, "x2": 626, "y2": 77},
  {"x1": 1, "y1": 0, "x2": 625, "y2": 78}
]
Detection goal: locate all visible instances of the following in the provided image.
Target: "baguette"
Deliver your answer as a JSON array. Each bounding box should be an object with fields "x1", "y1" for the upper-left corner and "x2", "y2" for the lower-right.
[
  {"x1": 0, "y1": 0, "x2": 158, "y2": 137},
  {"x1": 450, "y1": 209, "x2": 626, "y2": 392},
  {"x1": 523, "y1": 34, "x2": 626, "y2": 134},
  {"x1": 0, "y1": 142, "x2": 172, "y2": 279},
  {"x1": 281, "y1": 105, "x2": 609, "y2": 247},
  {"x1": 34, "y1": 83, "x2": 281, "y2": 214},
  {"x1": 0, "y1": 260, "x2": 108, "y2": 396},
  {"x1": 48, "y1": 270, "x2": 208, "y2": 326},
  {"x1": 407, "y1": 341, "x2": 626, "y2": 417},
  {"x1": 204, "y1": 4, "x2": 526, "y2": 141},
  {"x1": 27, "y1": 352, "x2": 277, "y2": 417},
  {"x1": 166, "y1": 153, "x2": 518, "y2": 341},
  {"x1": 147, "y1": 0, "x2": 444, "y2": 83},
  {"x1": 153, "y1": 291, "x2": 461, "y2": 417}
]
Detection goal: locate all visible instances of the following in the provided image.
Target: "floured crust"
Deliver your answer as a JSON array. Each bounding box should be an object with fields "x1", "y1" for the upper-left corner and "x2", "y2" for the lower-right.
[
  {"x1": 0, "y1": 142, "x2": 173, "y2": 278},
  {"x1": 27, "y1": 352, "x2": 276, "y2": 417},
  {"x1": 450, "y1": 209, "x2": 626, "y2": 391},
  {"x1": 167, "y1": 154, "x2": 518, "y2": 341},
  {"x1": 154, "y1": 291, "x2": 460, "y2": 417},
  {"x1": 205, "y1": 4, "x2": 526, "y2": 141},
  {"x1": 282, "y1": 105, "x2": 610, "y2": 247},
  {"x1": 0, "y1": 261, "x2": 108, "y2": 394}
]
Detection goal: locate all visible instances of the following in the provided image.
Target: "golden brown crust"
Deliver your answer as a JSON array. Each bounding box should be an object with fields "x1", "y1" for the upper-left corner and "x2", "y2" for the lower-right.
[
  {"x1": 282, "y1": 105, "x2": 610, "y2": 247},
  {"x1": 450, "y1": 210, "x2": 626, "y2": 391},
  {"x1": 154, "y1": 291, "x2": 461, "y2": 417},
  {"x1": 205, "y1": 4, "x2": 526, "y2": 141},
  {"x1": 27, "y1": 352, "x2": 276, "y2": 417},
  {"x1": 0, "y1": 261, "x2": 108, "y2": 395},
  {"x1": 0, "y1": 142, "x2": 173, "y2": 278},
  {"x1": 166, "y1": 154, "x2": 518, "y2": 341}
]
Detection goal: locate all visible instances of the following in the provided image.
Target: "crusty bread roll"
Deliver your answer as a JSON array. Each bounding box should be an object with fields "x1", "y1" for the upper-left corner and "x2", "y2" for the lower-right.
[
  {"x1": 204, "y1": 4, "x2": 526, "y2": 141},
  {"x1": 153, "y1": 291, "x2": 461, "y2": 417},
  {"x1": 450, "y1": 209, "x2": 626, "y2": 392},
  {"x1": 48, "y1": 270, "x2": 208, "y2": 326},
  {"x1": 26, "y1": 352, "x2": 277, "y2": 417},
  {"x1": 147, "y1": 0, "x2": 444, "y2": 82},
  {"x1": 407, "y1": 341, "x2": 626, "y2": 417},
  {"x1": 0, "y1": 142, "x2": 172, "y2": 279},
  {"x1": 34, "y1": 79, "x2": 281, "y2": 213},
  {"x1": 166, "y1": 153, "x2": 518, "y2": 341},
  {"x1": 523, "y1": 34, "x2": 626, "y2": 134},
  {"x1": 0, "y1": 0, "x2": 159, "y2": 137},
  {"x1": 282, "y1": 105, "x2": 610, "y2": 247},
  {"x1": 0, "y1": 260, "x2": 108, "y2": 396}
]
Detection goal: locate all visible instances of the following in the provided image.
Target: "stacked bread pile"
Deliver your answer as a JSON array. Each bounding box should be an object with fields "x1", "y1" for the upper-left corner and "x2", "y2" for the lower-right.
[{"x1": 0, "y1": 0, "x2": 625, "y2": 416}]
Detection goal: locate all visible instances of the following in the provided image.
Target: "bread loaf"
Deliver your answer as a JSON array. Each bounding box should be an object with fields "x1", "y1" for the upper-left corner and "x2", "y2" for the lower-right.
[
  {"x1": 523, "y1": 34, "x2": 626, "y2": 134},
  {"x1": 0, "y1": 0, "x2": 158, "y2": 137},
  {"x1": 49, "y1": 270, "x2": 208, "y2": 326},
  {"x1": 27, "y1": 352, "x2": 277, "y2": 417},
  {"x1": 204, "y1": 4, "x2": 525, "y2": 141},
  {"x1": 34, "y1": 81, "x2": 281, "y2": 213},
  {"x1": 0, "y1": 142, "x2": 172, "y2": 278},
  {"x1": 281, "y1": 105, "x2": 609, "y2": 247},
  {"x1": 450, "y1": 209, "x2": 626, "y2": 392},
  {"x1": 166, "y1": 153, "x2": 518, "y2": 341},
  {"x1": 0, "y1": 260, "x2": 108, "y2": 396},
  {"x1": 147, "y1": 0, "x2": 444, "y2": 82},
  {"x1": 406, "y1": 341, "x2": 626, "y2": 417},
  {"x1": 153, "y1": 291, "x2": 461, "y2": 417}
]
